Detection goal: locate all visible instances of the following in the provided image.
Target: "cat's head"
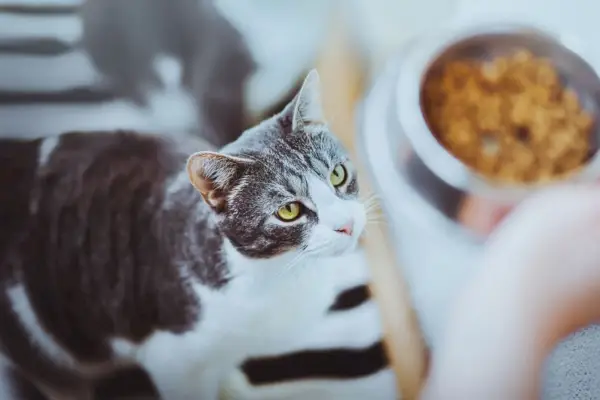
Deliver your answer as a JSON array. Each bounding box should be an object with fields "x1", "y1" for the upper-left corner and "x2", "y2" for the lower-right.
[{"x1": 187, "y1": 69, "x2": 366, "y2": 259}]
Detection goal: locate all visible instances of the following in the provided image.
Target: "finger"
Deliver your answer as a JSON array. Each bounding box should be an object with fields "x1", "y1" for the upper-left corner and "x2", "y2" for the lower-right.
[{"x1": 458, "y1": 195, "x2": 513, "y2": 236}]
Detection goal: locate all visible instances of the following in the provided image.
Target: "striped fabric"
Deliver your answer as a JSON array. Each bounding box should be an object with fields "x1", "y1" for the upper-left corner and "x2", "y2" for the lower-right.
[
  {"x1": 1, "y1": 1, "x2": 396, "y2": 399},
  {"x1": 0, "y1": 0, "x2": 205, "y2": 140}
]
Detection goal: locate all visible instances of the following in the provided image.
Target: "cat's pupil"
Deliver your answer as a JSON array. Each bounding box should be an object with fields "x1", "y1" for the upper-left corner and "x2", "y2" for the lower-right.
[{"x1": 286, "y1": 205, "x2": 292, "y2": 212}]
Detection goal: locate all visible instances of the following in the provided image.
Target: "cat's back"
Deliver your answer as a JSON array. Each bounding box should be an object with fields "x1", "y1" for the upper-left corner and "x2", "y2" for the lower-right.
[
  {"x1": 0, "y1": 131, "x2": 202, "y2": 366},
  {"x1": 0, "y1": 131, "x2": 203, "y2": 395},
  {"x1": 0, "y1": 131, "x2": 184, "y2": 264}
]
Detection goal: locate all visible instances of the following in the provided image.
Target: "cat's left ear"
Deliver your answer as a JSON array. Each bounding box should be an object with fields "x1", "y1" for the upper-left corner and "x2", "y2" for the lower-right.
[
  {"x1": 187, "y1": 151, "x2": 253, "y2": 211},
  {"x1": 291, "y1": 69, "x2": 326, "y2": 131}
]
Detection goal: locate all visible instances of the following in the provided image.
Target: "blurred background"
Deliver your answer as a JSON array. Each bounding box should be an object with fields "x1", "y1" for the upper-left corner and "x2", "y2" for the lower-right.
[
  {"x1": 0, "y1": 0, "x2": 453, "y2": 144},
  {"x1": 3, "y1": 0, "x2": 600, "y2": 399}
]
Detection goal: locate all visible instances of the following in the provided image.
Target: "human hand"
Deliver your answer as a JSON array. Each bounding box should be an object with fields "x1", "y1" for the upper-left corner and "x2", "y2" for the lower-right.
[{"x1": 422, "y1": 185, "x2": 600, "y2": 400}]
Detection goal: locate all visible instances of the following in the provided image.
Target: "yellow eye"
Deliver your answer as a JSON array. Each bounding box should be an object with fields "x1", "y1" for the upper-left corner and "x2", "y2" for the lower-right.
[
  {"x1": 276, "y1": 202, "x2": 302, "y2": 221},
  {"x1": 330, "y1": 164, "x2": 347, "y2": 187}
]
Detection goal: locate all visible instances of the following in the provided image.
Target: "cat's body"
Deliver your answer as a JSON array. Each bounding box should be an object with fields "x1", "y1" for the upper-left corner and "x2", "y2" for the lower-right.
[
  {"x1": 2, "y1": 2, "x2": 393, "y2": 398},
  {"x1": 0, "y1": 71, "x2": 367, "y2": 400},
  {"x1": 0, "y1": 131, "x2": 215, "y2": 398}
]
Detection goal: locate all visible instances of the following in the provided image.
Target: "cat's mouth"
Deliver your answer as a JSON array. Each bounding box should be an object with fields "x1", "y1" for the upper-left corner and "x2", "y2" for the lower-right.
[{"x1": 325, "y1": 235, "x2": 359, "y2": 257}]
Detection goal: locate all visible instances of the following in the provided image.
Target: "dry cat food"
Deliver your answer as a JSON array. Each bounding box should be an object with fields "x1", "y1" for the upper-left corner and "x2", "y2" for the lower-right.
[{"x1": 422, "y1": 49, "x2": 595, "y2": 183}]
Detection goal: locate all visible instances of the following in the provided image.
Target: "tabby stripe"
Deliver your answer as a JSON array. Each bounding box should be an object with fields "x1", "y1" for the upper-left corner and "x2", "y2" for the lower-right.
[
  {"x1": 0, "y1": 4, "x2": 80, "y2": 15},
  {"x1": 241, "y1": 341, "x2": 388, "y2": 385},
  {"x1": 0, "y1": 139, "x2": 83, "y2": 392},
  {"x1": 94, "y1": 368, "x2": 158, "y2": 400},
  {"x1": 0, "y1": 87, "x2": 117, "y2": 104},
  {"x1": 304, "y1": 152, "x2": 328, "y2": 174},
  {"x1": 0, "y1": 13, "x2": 82, "y2": 42},
  {"x1": 328, "y1": 284, "x2": 370, "y2": 312},
  {"x1": 0, "y1": 52, "x2": 98, "y2": 91},
  {"x1": 0, "y1": 38, "x2": 73, "y2": 55}
]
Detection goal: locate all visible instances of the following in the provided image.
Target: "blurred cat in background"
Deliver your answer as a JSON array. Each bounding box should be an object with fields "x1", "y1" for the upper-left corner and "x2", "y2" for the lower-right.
[{"x1": 1, "y1": 0, "x2": 330, "y2": 145}]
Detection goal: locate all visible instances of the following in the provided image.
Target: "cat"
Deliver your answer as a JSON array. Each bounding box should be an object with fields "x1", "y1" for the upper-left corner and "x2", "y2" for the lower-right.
[
  {"x1": 0, "y1": 70, "x2": 369, "y2": 400},
  {"x1": 2, "y1": 2, "x2": 393, "y2": 398}
]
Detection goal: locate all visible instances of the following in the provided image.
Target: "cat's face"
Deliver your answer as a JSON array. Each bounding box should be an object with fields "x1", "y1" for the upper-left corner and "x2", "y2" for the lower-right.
[{"x1": 187, "y1": 70, "x2": 366, "y2": 259}]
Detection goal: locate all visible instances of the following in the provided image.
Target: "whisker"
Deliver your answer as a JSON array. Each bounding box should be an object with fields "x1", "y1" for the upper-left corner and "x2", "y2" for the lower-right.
[
  {"x1": 274, "y1": 251, "x2": 306, "y2": 279},
  {"x1": 285, "y1": 252, "x2": 306, "y2": 271},
  {"x1": 275, "y1": 238, "x2": 340, "y2": 278}
]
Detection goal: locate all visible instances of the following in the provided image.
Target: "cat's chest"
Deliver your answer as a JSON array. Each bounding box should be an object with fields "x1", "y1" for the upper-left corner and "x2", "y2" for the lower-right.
[{"x1": 195, "y1": 257, "x2": 340, "y2": 353}]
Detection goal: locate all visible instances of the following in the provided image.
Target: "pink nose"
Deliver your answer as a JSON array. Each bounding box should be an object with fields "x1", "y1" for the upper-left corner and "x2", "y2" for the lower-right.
[{"x1": 334, "y1": 222, "x2": 353, "y2": 236}]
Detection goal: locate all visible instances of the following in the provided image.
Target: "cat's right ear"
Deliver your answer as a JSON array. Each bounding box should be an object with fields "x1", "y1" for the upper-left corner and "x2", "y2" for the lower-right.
[{"x1": 187, "y1": 151, "x2": 253, "y2": 211}]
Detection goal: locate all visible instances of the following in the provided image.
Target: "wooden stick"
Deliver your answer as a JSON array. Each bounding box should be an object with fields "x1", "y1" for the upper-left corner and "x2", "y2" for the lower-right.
[{"x1": 316, "y1": 12, "x2": 428, "y2": 400}]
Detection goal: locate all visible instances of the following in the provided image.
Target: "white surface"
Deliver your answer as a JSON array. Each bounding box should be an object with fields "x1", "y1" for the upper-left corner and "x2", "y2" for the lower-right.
[
  {"x1": 453, "y1": 0, "x2": 600, "y2": 72},
  {"x1": 349, "y1": 0, "x2": 458, "y2": 72},
  {"x1": 350, "y1": 0, "x2": 600, "y2": 78}
]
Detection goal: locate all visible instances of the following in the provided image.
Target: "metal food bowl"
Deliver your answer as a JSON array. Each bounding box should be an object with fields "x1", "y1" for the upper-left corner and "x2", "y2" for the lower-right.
[
  {"x1": 393, "y1": 24, "x2": 600, "y2": 238},
  {"x1": 358, "y1": 23, "x2": 600, "y2": 345}
]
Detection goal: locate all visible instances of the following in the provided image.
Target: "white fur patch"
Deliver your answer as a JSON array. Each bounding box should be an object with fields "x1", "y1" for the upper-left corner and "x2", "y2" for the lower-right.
[
  {"x1": 6, "y1": 285, "x2": 76, "y2": 368},
  {"x1": 38, "y1": 136, "x2": 60, "y2": 167},
  {"x1": 133, "y1": 243, "x2": 378, "y2": 399},
  {"x1": 219, "y1": 249, "x2": 396, "y2": 400},
  {"x1": 304, "y1": 175, "x2": 366, "y2": 255}
]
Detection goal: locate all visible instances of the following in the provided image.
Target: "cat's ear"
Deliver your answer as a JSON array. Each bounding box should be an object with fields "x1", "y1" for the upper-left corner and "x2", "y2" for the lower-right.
[
  {"x1": 291, "y1": 69, "x2": 326, "y2": 131},
  {"x1": 187, "y1": 151, "x2": 253, "y2": 211}
]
